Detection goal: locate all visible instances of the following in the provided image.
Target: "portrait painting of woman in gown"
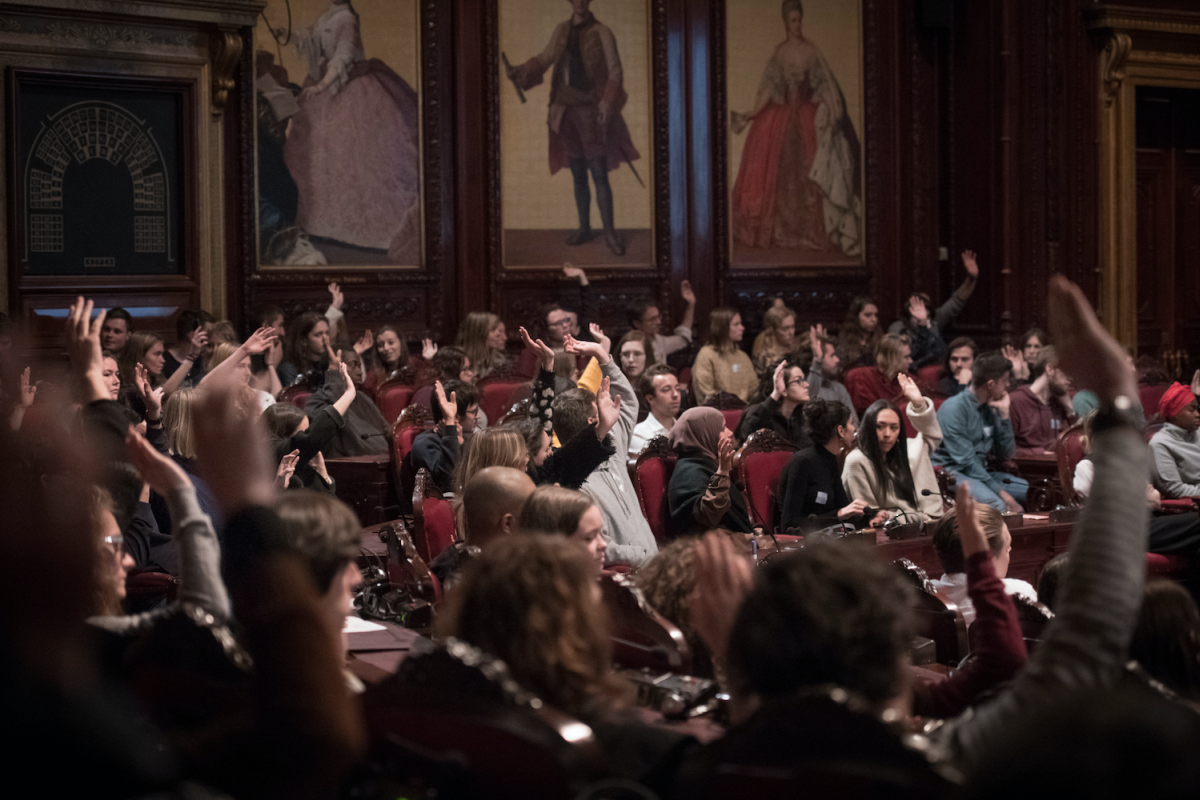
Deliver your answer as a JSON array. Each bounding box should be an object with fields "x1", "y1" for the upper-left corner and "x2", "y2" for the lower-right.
[
  {"x1": 729, "y1": 0, "x2": 862, "y2": 262},
  {"x1": 261, "y1": 0, "x2": 422, "y2": 266}
]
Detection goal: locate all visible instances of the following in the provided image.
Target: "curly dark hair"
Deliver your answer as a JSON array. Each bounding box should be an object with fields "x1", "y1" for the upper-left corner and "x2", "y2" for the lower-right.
[
  {"x1": 803, "y1": 398, "x2": 851, "y2": 445},
  {"x1": 726, "y1": 540, "x2": 914, "y2": 708},
  {"x1": 635, "y1": 539, "x2": 711, "y2": 675}
]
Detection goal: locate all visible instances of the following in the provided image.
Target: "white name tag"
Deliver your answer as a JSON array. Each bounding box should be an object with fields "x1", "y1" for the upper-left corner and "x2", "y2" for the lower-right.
[
  {"x1": 731, "y1": 364, "x2": 740, "y2": 372},
  {"x1": 816, "y1": 491, "x2": 828, "y2": 505},
  {"x1": 983, "y1": 426, "x2": 994, "y2": 437}
]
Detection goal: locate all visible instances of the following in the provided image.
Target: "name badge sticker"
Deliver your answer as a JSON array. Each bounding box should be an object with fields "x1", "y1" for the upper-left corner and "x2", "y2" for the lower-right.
[
  {"x1": 816, "y1": 491, "x2": 828, "y2": 505},
  {"x1": 732, "y1": 364, "x2": 739, "y2": 372},
  {"x1": 983, "y1": 426, "x2": 994, "y2": 437}
]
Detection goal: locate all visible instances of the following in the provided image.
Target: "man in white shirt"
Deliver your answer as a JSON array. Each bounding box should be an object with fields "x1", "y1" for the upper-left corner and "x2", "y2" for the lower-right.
[
  {"x1": 929, "y1": 500, "x2": 1036, "y2": 625},
  {"x1": 629, "y1": 365, "x2": 681, "y2": 457},
  {"x1": 627, "y1": 281, "x2": 696, "y2": 366}
]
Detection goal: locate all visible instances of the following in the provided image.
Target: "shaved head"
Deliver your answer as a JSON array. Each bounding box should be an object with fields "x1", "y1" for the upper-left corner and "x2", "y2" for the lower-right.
[{"x1": 462, "y1": 467, "x2": 536, "y2": 547}]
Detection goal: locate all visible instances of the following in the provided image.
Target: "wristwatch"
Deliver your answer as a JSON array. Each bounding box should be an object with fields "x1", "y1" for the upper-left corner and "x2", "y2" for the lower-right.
[{"x1": 1090, "y1": 395, "x2": 1140, "y2": 434}]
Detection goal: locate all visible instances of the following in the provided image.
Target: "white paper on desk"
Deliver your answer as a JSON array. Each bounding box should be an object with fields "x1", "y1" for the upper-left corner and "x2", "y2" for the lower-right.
[{"x1": 343, "y1": 615, "x2": 387, "y2": 634}]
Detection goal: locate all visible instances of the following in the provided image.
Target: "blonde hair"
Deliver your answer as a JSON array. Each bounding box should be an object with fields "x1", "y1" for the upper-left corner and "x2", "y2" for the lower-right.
[
  {"x1": 209, "y1": 320, "x2": 239, "y2": 348},
  {"x1": 206, "y1": 341, "x2": 239, "y2": 373},
  {"x1": 516, "y1": 485, "x2": 596, "y2": 538},
  {"x1": 162, "y1": 388, "x2": 199, "y2": 459},
  {"x1": 451, "y1": 428, "x2": 527, "y2": 529},
  {"x1": 89, "y1": 486, "x2": 123, "y2": 617},
  {"x1": 875, "y1": 333, "x2": 911, "y2": 381},
  {"x1": 456, "y1": 312, "x2": 504, "y2": 377}
]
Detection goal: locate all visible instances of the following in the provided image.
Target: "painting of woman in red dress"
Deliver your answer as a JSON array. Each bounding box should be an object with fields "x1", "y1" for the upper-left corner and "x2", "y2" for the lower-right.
[{"x1": 730, "y1": 0, "x2": 862, "y2": 260}]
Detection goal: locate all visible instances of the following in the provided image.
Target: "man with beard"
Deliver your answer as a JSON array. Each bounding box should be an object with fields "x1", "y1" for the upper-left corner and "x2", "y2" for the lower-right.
[
  {"x1": 1008, "y1": 346, "x2": 1076, "y2": 455},
  {"x1": 805, "y1": 328, "x2": 859, "y2": 427}
]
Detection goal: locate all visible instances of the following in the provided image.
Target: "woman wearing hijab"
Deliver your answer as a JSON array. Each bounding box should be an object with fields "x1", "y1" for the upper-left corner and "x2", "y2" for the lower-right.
[{"x1": 667, "y1": 407, "x2": 755, "y2": 538}]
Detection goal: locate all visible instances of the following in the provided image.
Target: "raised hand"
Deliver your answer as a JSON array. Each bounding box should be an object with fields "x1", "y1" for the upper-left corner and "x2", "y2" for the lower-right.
[
  {"x1": 135, "y1": 363, "x2": 164, "y2": 419},
  {"x1": 266, "y1": 336, "x2": 283, "y2": 367},
  {"x1": 324, "y1": 342, "x2": 343, "y2": 370},
  {"x1": 962, "y1": 250, "x2": 980, "y2": 279},
  {"x1": 186, "y1": 327, "x2": 209, "y2": 361},
  {"x1": 126, "y1": 427, "x2": 192, "y2": 496},
  {"x1": 65, "y1": 297, "x2": 109, "y2": 401},
  {"x1": 1047, "y1": 275, "x2": 1136, "y2": 403},
  {"x1": 809, "y1": 324, "x2": 826, "y2": 358},
  {"x1": 563, "y1": 333, "x2": 609, "y2": 366},
  {"x1": 908, "y1": 295, "x2": 929, "y2": 325},
  {"x1": 275, "y1": 448, "x2": 300, "y2": 491},
  {"x1": 954, "y1": 484, "x2": 988, "y2": 557},
  {"x1": 596, "y1": 376, "x2": 622, "y2": 440},
  {"x1": 589, "y1": 322, "x2": 611, "y2": 356},
  {"x1": 519, "y1": 326, "x2": 555, "y2": 372},
  {"x1": 17, "y1": 367, "x2": 36, "y2": 409},
  {"x1": 562, "y1": 262, "x2": 588, "y2": 285},
  {"x1": 243, "y1": 326, "x2": 277, "y2": 356},
  {"x1": 690, "y1": 532, "x2": 754, "y2": 666},
  {"x1": 680, "y1": 279, "x2": 696, "y2": 305},
  {"x1": 1191, "y1": 369, "x2": 1200, "y2": 397},
  {"x1": 771, "y1": 358, "x2": 788, "y2": 400},
  {"x1": 897, "y1": 372, "x2": 922, "y2": 406},
  {"x1": 192, "y1": 371, "x2": 276, "y2": 516},
  {"x1": 327, "y1": 281, "x2": 344, "y2": 310},
  {"x1": 1002, "y1": 344, "x2": 1028, "y2": 382},
  {"x1": 353, "y1": 329, "x2": 373, "y2": 356},
  {"x1": 337, "y1": 361, "x2": 356, "y2": 402},
  {"x1": 716, "y1": 430, "x2": 736, "y2": 476},
  {"x1": 421, "y1": 338, "x2": 438, "y2": 360},
  {"x1": 434, "y1": 380, "x2": 457, "y2": 426}
]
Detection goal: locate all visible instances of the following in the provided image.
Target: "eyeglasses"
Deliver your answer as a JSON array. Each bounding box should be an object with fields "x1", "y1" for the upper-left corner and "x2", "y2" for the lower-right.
[
  {"x1": 103, "y1": 534, "x2": 124, "y2": 553},
  {"x1": 547, "y1": 318, "x2": 572, "y2": 329}
]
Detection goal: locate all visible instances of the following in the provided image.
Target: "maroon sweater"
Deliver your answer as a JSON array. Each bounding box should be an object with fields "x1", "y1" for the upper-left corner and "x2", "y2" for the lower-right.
[{"x1": 912, "y1": 551, "x2": 1028, "y2": 718}]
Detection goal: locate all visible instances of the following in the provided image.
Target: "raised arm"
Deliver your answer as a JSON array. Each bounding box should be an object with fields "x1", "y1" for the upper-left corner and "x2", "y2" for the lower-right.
[
  {"x1": 65, "y1": 297, "x2": 110, "y2": 403},
  {"x1": 946, "y1": 275, "x2": 1148, "y2": 767},
  {"x1": 200, "y1": 326, "x2": 277, "y2": 387}
]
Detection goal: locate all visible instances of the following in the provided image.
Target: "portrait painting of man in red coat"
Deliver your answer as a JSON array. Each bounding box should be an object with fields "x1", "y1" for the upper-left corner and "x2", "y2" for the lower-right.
[{"x1": 506, "y1": 0, "x2": 643, "y2": 259}]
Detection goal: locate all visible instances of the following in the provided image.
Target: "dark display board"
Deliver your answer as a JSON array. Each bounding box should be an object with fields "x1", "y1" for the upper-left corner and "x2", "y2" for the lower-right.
[{"x1": 7, "y1": 69, "x2": 192, "y2": 276}]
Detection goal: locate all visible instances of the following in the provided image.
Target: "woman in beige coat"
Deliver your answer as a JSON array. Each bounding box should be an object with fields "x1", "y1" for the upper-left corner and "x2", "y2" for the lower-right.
[{"x1": 842, "y1": 372, "x2": 944, "y2": 521}]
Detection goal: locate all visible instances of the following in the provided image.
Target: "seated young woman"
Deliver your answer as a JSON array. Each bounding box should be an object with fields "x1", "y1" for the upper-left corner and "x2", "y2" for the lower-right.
[
  {"x1": 751, "y1": 305, "x2": 797, "y2": 376},
  {"x1": 668, "y1": 407, "x2": 754, "y2": 537},
  {"x1": 90, "y1": 431, "x2": 229, "y2": 636},
  {"x1": 364, "y1": 324, "x2": 412, "y2": 395},
  {"x1": 434, "y1": 535, "x2": 697, "y2": 794},
  {"x1": 456, "y1": 311, "x2": 511, "y2": 381},
  {"x1": 450, "y1": 427, "x2": 528, "y2": 530},
  {"x1": 835, "y1": 294, "x2": 882, "y2": 370},
  {"x1": 847, "y1": 332, "x2": 913, "y2": 418},
  {"x1": 842, "y1": 372, "x2": 944, "y2": 523},
  {"x1": 617, "y1": 329, "x2": 651, "y2": 388},
  {"x1": 777, "y1": 399, "x2": 889, "y2": 533},
  {"x1": 262, "y1": 363, "x2": 358, "y2": 494},
  {"x1": 691, "y1": 307, "x2": 757, "y2": 405},
  {"x1": 278, "y1": 311, "x2": 331, "y2": 389},
  {"x1": 411, "y1": 345, "x2": 487, "y2": 429},
  {"x1": 119, "y1": 331, "x2": 167, "y2": 395},
  {"x1": 735, "y1": 356, "x2": 811, "y2": 447},
  {"x1": 516, "y1": 485, "x2": 609, "y2": 577}
]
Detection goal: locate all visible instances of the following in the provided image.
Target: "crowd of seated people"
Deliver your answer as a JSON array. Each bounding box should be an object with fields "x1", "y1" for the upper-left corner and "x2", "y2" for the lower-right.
[{"x1": 11, "y1": 266, "x2": 1200, "y2": 798}]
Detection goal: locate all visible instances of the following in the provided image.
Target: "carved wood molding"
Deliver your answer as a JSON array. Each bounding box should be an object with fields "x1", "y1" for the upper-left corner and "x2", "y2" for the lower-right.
[
  {"x1": 1099, "y1": 30, "x2": 1131, "y2": 107},
  {"x1": 208, "y1": 26, "x2": 241, "y2": 117}
]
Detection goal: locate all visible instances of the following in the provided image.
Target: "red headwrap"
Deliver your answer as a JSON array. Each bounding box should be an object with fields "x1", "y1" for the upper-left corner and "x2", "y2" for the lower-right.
[{"x1": 1159, "y1": 382, "x2": 1195, "y2": 422}]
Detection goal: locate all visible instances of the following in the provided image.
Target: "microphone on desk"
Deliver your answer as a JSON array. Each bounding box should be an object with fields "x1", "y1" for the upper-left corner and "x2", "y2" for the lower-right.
[{"x1": 921, "y1": 488, "x2": 955, "y2": 507}]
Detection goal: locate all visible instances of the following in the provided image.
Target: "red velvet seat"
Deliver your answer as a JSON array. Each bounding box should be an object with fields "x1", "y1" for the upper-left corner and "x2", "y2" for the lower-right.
[
  {"x1": 278, "y1": 384, "x2": 312, "y2": 410},
  {"x1": 375, "y1": 378, "x2": 416, "y2": 423},
  {"x1": 1055, "y1": 420, "x2": 1087, "y2": 505},
  {"x1": 388, "y1": 405, "x2": 432, "y2": 500},
  {"x1": 632, "y1": 436, "x2": 677, "y2": 543},
  {"x1": 918, "y1": 364, "x2": 945, "y2": 393},
  {"x1": 478, "y1": 379, "x2": 529, "y2": 425},
  {"x1": 1140, "y1": 384, "x2": 1169, "y2": 422},
  {"x1": 895, "y1": 558, "x2": 968, "y2": 666},
  {"x1": 842, "y1": 366, "x2": 877, "y2": 417},
  {"x1": 721, "y1": 408, "x2": 744, "y2": 432},
  {"x1": 732, "y1": 429, "x2": 797, "y2": 534},
  {"x1": 409, "y1": 384, "x2": 434, "y2": 415},
  {"x1": 412, "y1": 468, "x2": 458, "y2": 563},
  {"x1": 1146, "y1": 552, "x2": 1192, "y2": 580}
]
